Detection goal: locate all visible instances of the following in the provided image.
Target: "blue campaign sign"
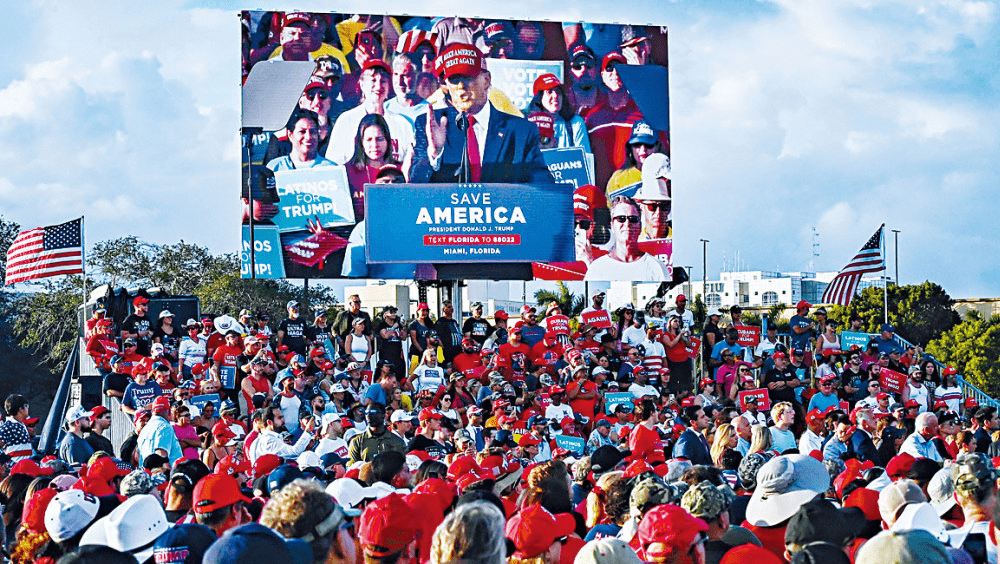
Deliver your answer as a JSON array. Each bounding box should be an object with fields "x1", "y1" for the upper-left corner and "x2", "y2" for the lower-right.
[
  {"x1": 365, "y1": 183, "x2": 574, "y2": 263},
  {"x1": 219, "y1": 366, "x2": 237, "y2": 390},
  {"x1": 190, "y1": 394, "x2": 221, "y2": 411},
  {"x1": 542, "y1": 147, "x2": 593, "y2": 188},
  {"x1": 605, "y1": 392, "x2": 634, "y2": 414},
  {"x1": 486, "y1": 59, "x2": 565, "y2": 111},
  {"x1": 841, "y1": 331, "x2": 874, "y2": 351},
  {"x1": 272, "y1": 166, "x2": 356, "y2": 233},
  {"x1": 241, "y1": 225, "x2": 286, "y2": 279},
  {"x1": 555, "y1": 434, "x2": 586, "y2": 457}
]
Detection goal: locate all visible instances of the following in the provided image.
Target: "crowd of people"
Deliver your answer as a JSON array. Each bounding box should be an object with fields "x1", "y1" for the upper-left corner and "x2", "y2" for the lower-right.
[
  {"x1": 241, "y1": 12, "x2": 673, "y2": 280},
  {"x1": 9, "y1": 290, "x2": 993, "y2": 563}
]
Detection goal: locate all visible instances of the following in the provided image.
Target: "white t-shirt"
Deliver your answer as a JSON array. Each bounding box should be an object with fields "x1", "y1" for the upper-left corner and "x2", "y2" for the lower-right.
[
  {"x1": 621, "y1": 325, "x2": 646, "y2": 348},
  {"x1": 314, "y1": 437, "x2": 349, "y2": 458},
  {"x1": 412, "y1": 365, "x2": 446, "y2": 394},
  {"x1": 584, "y1": 253, "x2": 670, "y2": 281},
  {"x1": 325, "y1": 104, "x2": 415, "y2": 166},
  {"x1": 178, "y1": 336, "x2": 207, "y2": 367},
  {"x1": 545, "y1": 403, "x2": 574, "y2": 423},
  {"x1": 629, "y1": 383, "x2": 659, "y2": 399}
]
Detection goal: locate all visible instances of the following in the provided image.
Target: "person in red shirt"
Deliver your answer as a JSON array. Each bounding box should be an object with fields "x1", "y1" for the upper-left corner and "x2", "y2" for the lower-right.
[
  {"x1": 567, "y1": 365, "x2": 599, "y2": 422},
  {"x1": 497, "y1": 324, "x2": 532, "y2": 383},
  {"x1": 120, "y1": 338, "x2": 147, "y2": 371},
  {"x1": 452, "y1": 338, "x2": 483, "y2": 377},
  {"x1": 86, "y1": 319, "x2": 119, "y2": 373},
  {"x1": 531, "y1": 332, "x2": 564, "y2": 376},
  {"x1": 212, "y1": 331, "x2": 244, "y2": 402},
  {"x1": 628, "y1": 398, "x2": 665, "y2": 466},
  {"x1": 575, "y1": 324, "x2": 601, "y2": 355},
  {"x1": 85, "y1": 303, "x2": 109, "y2": 340}
]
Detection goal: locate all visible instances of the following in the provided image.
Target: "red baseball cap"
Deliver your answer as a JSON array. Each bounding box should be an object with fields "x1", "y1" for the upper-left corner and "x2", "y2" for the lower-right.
[
  {"x1": 943, "y1": 366, "x2": 958, "y2": 376},
  {"x1": 89, "y1": 405, "x2": 110, "y2": 421},
  {"x1": 518, "y1": 434, "x2": 542, "y2": 447},
  {"x1": 494, "y1": 310, "x2": 509, "y2": 320},
  {"x1": 10, "y1": 459, "x2": 54, "y2": 478},
  {"x1": 253, "y1": 454, "x2": 282, "y2": 479},
  {"x1": 876, "y1": 391, "x2": 889, "y2": 400},
  {"x1": 359, "y1": 493, "x2": 420, "y2": 556},
  {"x1": 133, "y1": 296, "x2": 149, "y2": 306},
  {"x1": 418, "y1": 408, "x2": 444, "y2": 422},
  {"x1": 680, "y1": 396, "x2": 695, "y2": 407},
  {"x1": 805, "y1": 409, "x2": 824, "y2": 424},
  {"x1": 623, "y1": 460, "x2": 654, "y2": 479},
  {"x1": 532, "y1": 73, "x2": 562, "y2": 95},
  {"x1": 435, "y1": 43, "x2": 486, "y2": 79},
  {"x1": 549, "y1": 385, "x2": 565, "y2": 395},
  {"x1": 211, "y1": 421, "x2": 237, "y2": 443},
  {"x1": 904, "y1": 399, "x2": 920, "y2": 408},
  {"x1": 772, "y1": 351, "x2": 788, "y2": 360},
  {"x1": 638, "y1": 504, "x2": 709, "y2": 559},
  {"x1": 362, "y1": 58, "x2": 392, "y2": 76},
  {"x1": 601, "y1": 51, "x2": 626, "y2": 71},
  {"x1": 417, "y1": 302, "x2": 430, "y2": 311},
  {"x1": 885, "y1": 453, "x2": 916, "y2": 479},
  {"x1": 150, "y1": 396, "x2": 170, "y2": 413},
  {"x1": 796, "y1": 300, "x2": 812, "y2": 310},
  {"x1": 215, "y1": 455, "x2": 251, "y2": 477},
  {"x1": 843, "y1": 487, "x2": 881, "y2": 521},
  {"x1": 282, "y1": 12, "x2": 311, "y2": 28},
  {"x1": 965, "y1": 397, "x2": 979, "y2": 408},
  {"x1": 506, "y1": 504, "x2": 576, "y2": 558},
  {"x1": 193, "y1": 473, "x2": 250, "y2": 514},
  {"x1": 447, "y1": 455, "x2": 484, "y2": 481}
]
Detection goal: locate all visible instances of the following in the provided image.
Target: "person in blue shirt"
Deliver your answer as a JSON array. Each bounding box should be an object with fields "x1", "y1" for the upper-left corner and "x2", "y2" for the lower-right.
[
  {"x1": 875, "y1": 323, "x2": 904, "y2": 355},
  {"x1": 709, "y1": 328, "x2": 744, "y2": 379},
  {"x1": 789, "y1": 300, "x2": 816, "y2": 351},
  {"x1": 808, "y1": 375, "x2": 841, "y2": 413}
]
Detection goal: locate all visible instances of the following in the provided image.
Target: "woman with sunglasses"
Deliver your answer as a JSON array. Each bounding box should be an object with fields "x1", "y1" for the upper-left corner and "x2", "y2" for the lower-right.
[
  {"x1": 606, "y1": 119, "x2": 666, "y2": 196},
  {"x1": 435, "y1": 391, "x2": 460, "y2": 424},
  {"x1": 584, "y1": 195, "x2": 670, "y2": 281}
]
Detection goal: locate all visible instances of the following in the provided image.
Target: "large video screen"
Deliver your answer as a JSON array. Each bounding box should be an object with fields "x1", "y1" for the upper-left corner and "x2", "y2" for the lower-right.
[{"x1": 241, "y1": 11, "x2": 670, "y2": 280}]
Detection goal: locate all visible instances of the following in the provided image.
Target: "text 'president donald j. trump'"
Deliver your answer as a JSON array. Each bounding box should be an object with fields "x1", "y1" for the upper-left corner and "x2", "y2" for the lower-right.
[{"x1": 411, "y1": 43, "x2": 555, "y2": 185}]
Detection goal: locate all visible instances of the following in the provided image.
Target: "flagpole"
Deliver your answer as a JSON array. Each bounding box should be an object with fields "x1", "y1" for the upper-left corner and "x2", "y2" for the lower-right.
[
  {"x1": 882, "y1": 225, "x2": 888, "y2": 323},
  {"x1": 81, "y1": 216, "x2": 87, "y2": 309}
]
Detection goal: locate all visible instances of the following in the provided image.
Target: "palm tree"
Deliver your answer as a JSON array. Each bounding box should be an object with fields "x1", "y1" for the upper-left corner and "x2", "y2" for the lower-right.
[{"x1": 534, "y1": 282, "x2": 586, "y2": 321}]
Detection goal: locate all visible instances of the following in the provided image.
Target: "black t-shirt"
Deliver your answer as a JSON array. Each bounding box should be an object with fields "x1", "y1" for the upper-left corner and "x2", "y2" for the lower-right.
[
  {"x1": 278, "y1": 317, "x2": 309, "y2": 354},
  {"x1": 436, "y1": 317, "x2": 462, "y2": 359},
  {"x1": 702, "y1": 321, "x2": 723, "y2": 358},
  {"x1": 463, "y1": 317, "x2": 493, "y2": 344},
  {"x1": 305, "y1": 323, "x2": 333, "y2": 346},
  {"x1": 763, "y1": 367, "x2": 799, "y2": 404},
  {"x1": 86, "y1": 432, "x2": 116, "y2": 457},
  {"x1": 334, "y1": 311, "x2": 372, "y2": 339},
  {"x1": 122, "y1": 313, "x2": 153, "y2": 355},
  {"x1": 407, "y1": 434, "x2": 448, "y2": 459},
  {"x1": 152, "y1": 326, "x2": 183, "y2": 360},
  {"x1": 376, "y1": 321, "x2": 405, "y2": 363}
]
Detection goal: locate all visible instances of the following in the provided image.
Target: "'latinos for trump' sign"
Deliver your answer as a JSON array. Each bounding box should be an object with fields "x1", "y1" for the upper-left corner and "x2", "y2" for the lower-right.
[
  {"x1": 365, "y1": 183, "x2": 574, "y2": 263},
  {"x1": 272, "y1": 167, "x2": 355, "y2": 233}
]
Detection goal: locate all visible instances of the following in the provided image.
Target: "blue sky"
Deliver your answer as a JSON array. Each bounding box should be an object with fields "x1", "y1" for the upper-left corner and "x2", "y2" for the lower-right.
[{"x1": 1, "y1": 0, "x2": 997, "y2": 298}]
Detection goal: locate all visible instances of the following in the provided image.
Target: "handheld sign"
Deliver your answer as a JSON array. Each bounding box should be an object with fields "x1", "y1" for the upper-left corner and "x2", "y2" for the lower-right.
[
  {"x1": 738, "y1": 389, "x2": 771, "y2": 411},
  {"x1": 840, "y1": 332, "x2": 873, "y2": 351},
  {"x1": 733, "y1": 325, "x2": 761, "y2": 347},
  {"x1": 581, "y1": 310, "x2": 613, "y2": 330},
  {"x1": 545, "y1": 315, "x2": 571, "y2": 336},
  {"x1": 685, "y1": 336, "x2": 701, "y2": 360},
  {"x1": 554, "y1": 435, "x2": 586, "y2": 457},
  {"x1": 541, "y1": 146, "x2": 593, "y2": 188},
  {"x1": 272, "y1": 167, "x2": 355, "y2": 232},
  {"x1": 219, "y1": 366, "x2": 237, "y2": 390},
  {"x1": 190, "y1": 394, "x2": 222, "y2": 411},
  {"x1": 605, "y1": 392, "x2": 634, "y2": 414},
  {"x1": 880, "y1": 368, "x2": 908, "y2": 395}
]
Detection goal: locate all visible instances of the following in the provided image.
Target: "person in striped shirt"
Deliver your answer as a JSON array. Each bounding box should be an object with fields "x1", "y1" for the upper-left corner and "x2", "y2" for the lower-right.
[{"x1": 0, "y1": 394, "x2": 33, "y2": 462}]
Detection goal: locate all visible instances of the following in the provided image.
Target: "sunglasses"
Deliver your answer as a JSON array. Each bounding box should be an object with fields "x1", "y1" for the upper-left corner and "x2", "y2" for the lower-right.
[
  {"x1": 571, "y1": 61, "x2": 595, "y2": 70},
  {"x1": 575, "y1": 219, "x2": 592, "y2": 230},
  {"x1": 612, "y1": 215, "x2": 641, "y2": 224},
  {"x1": 305, "y1": 90, "x2": 329, "y2": 100},
  {"x1": 642, "y1": 201, "x2": 669, "y2": 211}
]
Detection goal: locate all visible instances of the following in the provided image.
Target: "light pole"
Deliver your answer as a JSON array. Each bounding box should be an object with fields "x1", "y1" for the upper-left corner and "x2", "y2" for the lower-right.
[
  {"x1": 700, "y1": 239, "x2": 709, "y2": 305},
  {"x1": 891, "y1": 229, "x2": 900, "y2": 286}
]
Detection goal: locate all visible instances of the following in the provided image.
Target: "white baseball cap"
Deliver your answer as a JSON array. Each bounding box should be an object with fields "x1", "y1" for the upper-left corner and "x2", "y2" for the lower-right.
[
  {"x1": 80, "y1": 494, "x2": 169, "y2": 563},
  {"x1": 64, "y1": 405, "x2": 93, "y2": 425},
  {"x1": 44, "y1": 490, "x2": 101, "y2": 542}
]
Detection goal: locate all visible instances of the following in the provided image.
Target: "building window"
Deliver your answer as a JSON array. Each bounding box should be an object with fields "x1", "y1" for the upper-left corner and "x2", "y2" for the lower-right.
[
  {"x1": 762, "y1": 291, "x2": 778, "y2": 306},
  {"x1": 706, "y1": 294, "x2": 721, "y2": 308}
]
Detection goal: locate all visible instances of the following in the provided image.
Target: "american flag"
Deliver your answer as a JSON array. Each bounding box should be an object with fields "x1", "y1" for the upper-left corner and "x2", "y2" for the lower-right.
[
  {"x1": 4, "y1": 218, "x2": 84, "y2": 285},
  {"x1": 821, "y1": 225, "x2": 885, "y2": 306}
]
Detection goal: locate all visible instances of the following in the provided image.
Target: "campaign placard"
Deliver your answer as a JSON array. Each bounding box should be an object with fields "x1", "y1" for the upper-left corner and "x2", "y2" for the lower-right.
[
  {"x1": 219, "y1": 366, "x2": 237, "y2": 390},
  {"x1": 840, "y1": 331, "x2": 873, "y2": 351},
  {"x1": 542, "y1": 147, "x2": 593, "y2": 188},
  {"x1": 544, "y1": 314, "x2": 571, "y2": 336},
  {"x1": 486, "y1": 58, "x2": 565, "y2": 111},
  {"x1": 880, "y1": 368, "x2": 908, "y2": 394},
  {"x1": 241, "y1": 225, "x2": 286, "y2": 279},
  {"x1": 581, "y1": 310, "x2": 613, "y2": 330},
  {"x1": 190, "y1": 394, "x2": 222, "y2": 411},
  {"x1": 685, "y1": 336, "x2": 701, "y2": 360},
  {"x1": 272, "y1": 167, "x2": 355, "y2": 233},
  {"x1": 554, "y1": 434, "x2": 586, "y2": 457},
  {"x1": 738, "y1": 389, "x2": 771, "y2": 411},
  {"x1": 365, "y1": 183, "x2": 574, "y2": 263},
  {"x1": 605, "y1": 392, "x2": 634, "y2": 414},
  {"x1": 733, "y1": 325, "x2": 761, "y2": 347}
]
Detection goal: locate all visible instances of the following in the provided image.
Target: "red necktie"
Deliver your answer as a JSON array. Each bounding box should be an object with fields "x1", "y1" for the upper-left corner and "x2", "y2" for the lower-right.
[{"x1": 466, "y1": 114, "x2": 482, "y2": 182}]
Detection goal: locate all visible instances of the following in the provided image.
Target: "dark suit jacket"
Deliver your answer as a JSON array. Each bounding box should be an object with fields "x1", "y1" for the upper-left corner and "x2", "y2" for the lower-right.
[
  {"x1": 411, "y1": 104, "x2": 554, "y2": 184},
  {"x1": 850, "y1": 429, "x2": 879, "y2": 463},
  {"x1": 672, "y1": 428, "x2": 713, "y2": 466}
]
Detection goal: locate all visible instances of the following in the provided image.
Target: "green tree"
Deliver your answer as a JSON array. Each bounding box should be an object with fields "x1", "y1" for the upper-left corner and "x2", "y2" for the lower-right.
[
  {"x1": 826, "y1": 282, "x2": 958, "y2": 346},
  {"x1": 90, "y1": 236, "x2": 157, "y2": 288},
  {"x1": 534, "y1": 282, "x2": 585, "y2": 321},
  {"x1": 691, "y1": 294, "x2": 706, "y2": 330},
  {"x1": 10, "y1": 275, "x2": 87, "y2": 369},
  {"x1": 767, "y1": 303, "x2": 789, "y2": 332},
  {"x1": 926, "y1": 311, "x2": 1000, "y2": 397}
]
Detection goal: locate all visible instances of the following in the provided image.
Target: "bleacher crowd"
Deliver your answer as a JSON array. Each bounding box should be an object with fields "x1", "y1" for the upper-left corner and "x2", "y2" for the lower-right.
[{"x1": 0, "y1": 292, "x2": 991, "y2": 564}]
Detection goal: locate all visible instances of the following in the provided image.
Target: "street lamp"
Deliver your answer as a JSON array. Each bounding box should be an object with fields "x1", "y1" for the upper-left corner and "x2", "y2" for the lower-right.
[
  {"x1": 700, "y1": 239, "x2": 710, "y2": 305},
  {"x1": 891, "y1": 229, "x2": 900, "y2": 285}
]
